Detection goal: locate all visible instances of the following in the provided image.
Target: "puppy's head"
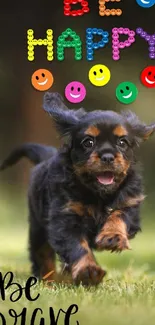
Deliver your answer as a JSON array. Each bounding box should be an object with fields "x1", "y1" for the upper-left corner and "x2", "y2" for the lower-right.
[{"x1": 43, "y1": 92, "x2": 155, "y2": 195}]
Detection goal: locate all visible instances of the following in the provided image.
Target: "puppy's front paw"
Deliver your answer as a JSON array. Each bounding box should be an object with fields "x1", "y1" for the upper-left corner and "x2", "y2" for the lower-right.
[
  {"x1": 73, "y1": 264, "x2": 106, "y2": 286},
  {"x1": 72, "y1": 257, "x2": 106, "y2": 286},
  {"x1": 96, "y1": 211, "x2": 131, "y2": 252},
  {"x1": 96, "y1": 232, "x2": 130, "y2": 252}
]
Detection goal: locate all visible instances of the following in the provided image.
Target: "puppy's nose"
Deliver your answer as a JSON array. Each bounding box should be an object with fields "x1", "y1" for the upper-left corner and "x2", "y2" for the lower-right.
[{"x1": 101, "y1": 153, "x2": 114, "y2": 164}]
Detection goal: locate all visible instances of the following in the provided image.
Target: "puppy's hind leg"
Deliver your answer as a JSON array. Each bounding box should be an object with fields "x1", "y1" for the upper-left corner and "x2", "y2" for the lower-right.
[{"x1": 29, "y1": 221, "x2": 56, "y2": 282}]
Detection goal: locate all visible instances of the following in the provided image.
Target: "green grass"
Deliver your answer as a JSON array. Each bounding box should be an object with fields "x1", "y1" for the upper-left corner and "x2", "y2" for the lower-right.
[{"x1": 1, "y1": 193, "x2": 155, "y2": 325}]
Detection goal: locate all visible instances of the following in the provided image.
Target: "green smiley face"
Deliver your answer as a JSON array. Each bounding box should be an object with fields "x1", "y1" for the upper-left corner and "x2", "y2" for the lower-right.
[{"x1": 116, "y1": 82, "x2": 138, "y2": 104}]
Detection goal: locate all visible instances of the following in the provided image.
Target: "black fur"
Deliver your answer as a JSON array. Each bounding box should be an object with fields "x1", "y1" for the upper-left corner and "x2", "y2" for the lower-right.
[
  {"x1": 1, "y1": 92, "x2": 155, "y2": 286},
  {"x1": 0, "y1": 143, "x2": 57, "y2": 169}
]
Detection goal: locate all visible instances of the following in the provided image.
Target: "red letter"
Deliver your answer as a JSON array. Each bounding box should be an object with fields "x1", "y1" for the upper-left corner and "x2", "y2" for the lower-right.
[{"x1": 64, "y1": 0, "x2": 90, "y2": 17}]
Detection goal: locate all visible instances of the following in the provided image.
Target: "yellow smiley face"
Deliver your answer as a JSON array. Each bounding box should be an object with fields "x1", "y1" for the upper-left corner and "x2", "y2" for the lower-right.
[{"x1": 89, "y1": 64, "x2": 111, "y2": 87}]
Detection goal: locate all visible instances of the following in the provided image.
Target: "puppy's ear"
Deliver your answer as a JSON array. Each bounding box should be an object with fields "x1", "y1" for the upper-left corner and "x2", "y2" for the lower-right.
[
  {"x1": 122, "y1": 110, "x2": 155, "y2": 143},
  {"x1": 43, "y1": 92, "x2": 86, "y2": 136},
  {"x1": 141, "y1": 123, "x2": 155, "y2": 140}
]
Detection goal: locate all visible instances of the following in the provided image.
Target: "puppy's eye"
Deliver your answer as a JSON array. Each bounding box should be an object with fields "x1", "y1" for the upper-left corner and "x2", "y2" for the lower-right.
[
  {"x1": 81, "y1": 137, "x2": 94, "y2": 148},
  {"x1": 117, "y1": 138, "x2": 128, "y2": 149}
]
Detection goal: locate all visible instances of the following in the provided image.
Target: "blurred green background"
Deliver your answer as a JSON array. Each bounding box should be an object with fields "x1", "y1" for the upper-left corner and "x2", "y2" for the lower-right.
[{"x1": 0, "y1": 1, "x2": 155, "y2": 324}]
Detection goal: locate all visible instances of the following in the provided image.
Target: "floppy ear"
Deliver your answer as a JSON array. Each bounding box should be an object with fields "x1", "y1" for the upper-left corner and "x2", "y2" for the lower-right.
[
  {"x1": 43, "y1": 92, "x2": 86, "y2": 136},
  {"x1": 121, "y1": 110, "x2": 155, "y2": 143},
  {"x1": 141, "y1": 123, "x2": 155, "y2": 140}
]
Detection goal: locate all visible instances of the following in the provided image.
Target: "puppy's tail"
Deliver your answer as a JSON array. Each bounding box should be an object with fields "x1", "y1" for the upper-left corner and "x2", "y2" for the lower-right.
[{"x1": 0, "y1": 143, "x2": 57, "y2": 170}]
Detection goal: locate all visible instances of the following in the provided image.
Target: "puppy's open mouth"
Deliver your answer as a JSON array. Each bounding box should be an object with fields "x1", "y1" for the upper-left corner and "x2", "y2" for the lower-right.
[{"x1": 97, "y1": 171, "x2": 114, "y2": 185}]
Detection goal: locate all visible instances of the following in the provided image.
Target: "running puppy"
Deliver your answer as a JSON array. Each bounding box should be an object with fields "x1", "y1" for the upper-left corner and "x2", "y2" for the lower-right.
[{"x1": 1, "y1": 92, "x2": 155, "y2": 286}]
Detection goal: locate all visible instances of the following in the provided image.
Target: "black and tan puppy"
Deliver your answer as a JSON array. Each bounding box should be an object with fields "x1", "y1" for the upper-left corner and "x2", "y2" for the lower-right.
[{"x1": 1, "y1": 92, "x2": 155, "y2": 286}]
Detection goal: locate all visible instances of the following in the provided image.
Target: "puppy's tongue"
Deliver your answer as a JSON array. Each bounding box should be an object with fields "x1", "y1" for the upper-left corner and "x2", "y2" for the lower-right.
[{"x1": 97, "y1": 172, "x2": 114, "y2": 185}]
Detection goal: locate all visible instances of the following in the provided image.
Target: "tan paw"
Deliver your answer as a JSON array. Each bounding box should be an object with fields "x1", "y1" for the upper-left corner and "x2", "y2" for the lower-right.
[
  {"x1": 96, "y1": 232, "x2": 131, "y2": 252},
  {"x1": 72, "y1": 263, "x2": 106, "y2": 286}
]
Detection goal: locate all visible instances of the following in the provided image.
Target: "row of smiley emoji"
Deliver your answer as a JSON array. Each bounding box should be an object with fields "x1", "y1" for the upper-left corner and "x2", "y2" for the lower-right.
[
  {"x1": 31, "y1": 65, "x2": 155, "y2": 104},
  {"x1": 31, "y1": 64, "x2": 110, "y2": 90}
]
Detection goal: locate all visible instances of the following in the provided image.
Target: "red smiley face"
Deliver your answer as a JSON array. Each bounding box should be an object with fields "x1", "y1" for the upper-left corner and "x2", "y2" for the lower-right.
[{"x1": 140, "y1": 66, "x2": 155, "y2": 88}]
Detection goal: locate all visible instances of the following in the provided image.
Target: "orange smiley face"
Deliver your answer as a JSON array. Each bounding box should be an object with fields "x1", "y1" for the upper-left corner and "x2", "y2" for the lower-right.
[{"x1": 31, "y1": 69, "x2": 54, "y2": 91}]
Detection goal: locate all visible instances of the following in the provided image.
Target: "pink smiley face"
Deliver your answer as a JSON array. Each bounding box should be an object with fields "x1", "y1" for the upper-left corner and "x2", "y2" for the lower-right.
[{"x1": 65, "y1": 81, "x2": 86, "y2": 103}]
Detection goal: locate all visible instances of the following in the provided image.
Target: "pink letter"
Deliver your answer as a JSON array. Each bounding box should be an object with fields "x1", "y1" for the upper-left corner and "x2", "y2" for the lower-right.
[{"x1": 112, "y1": 27, "x2": 135, "y2": 61}]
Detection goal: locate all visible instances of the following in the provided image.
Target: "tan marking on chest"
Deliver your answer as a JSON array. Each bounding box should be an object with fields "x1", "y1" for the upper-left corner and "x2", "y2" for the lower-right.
[
  {"x1": 121, "y1": 194, "x2": 146, "y2": 208},
  {"x1": 64, "y1": 201, "x2": 95, "y2": 218}
]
